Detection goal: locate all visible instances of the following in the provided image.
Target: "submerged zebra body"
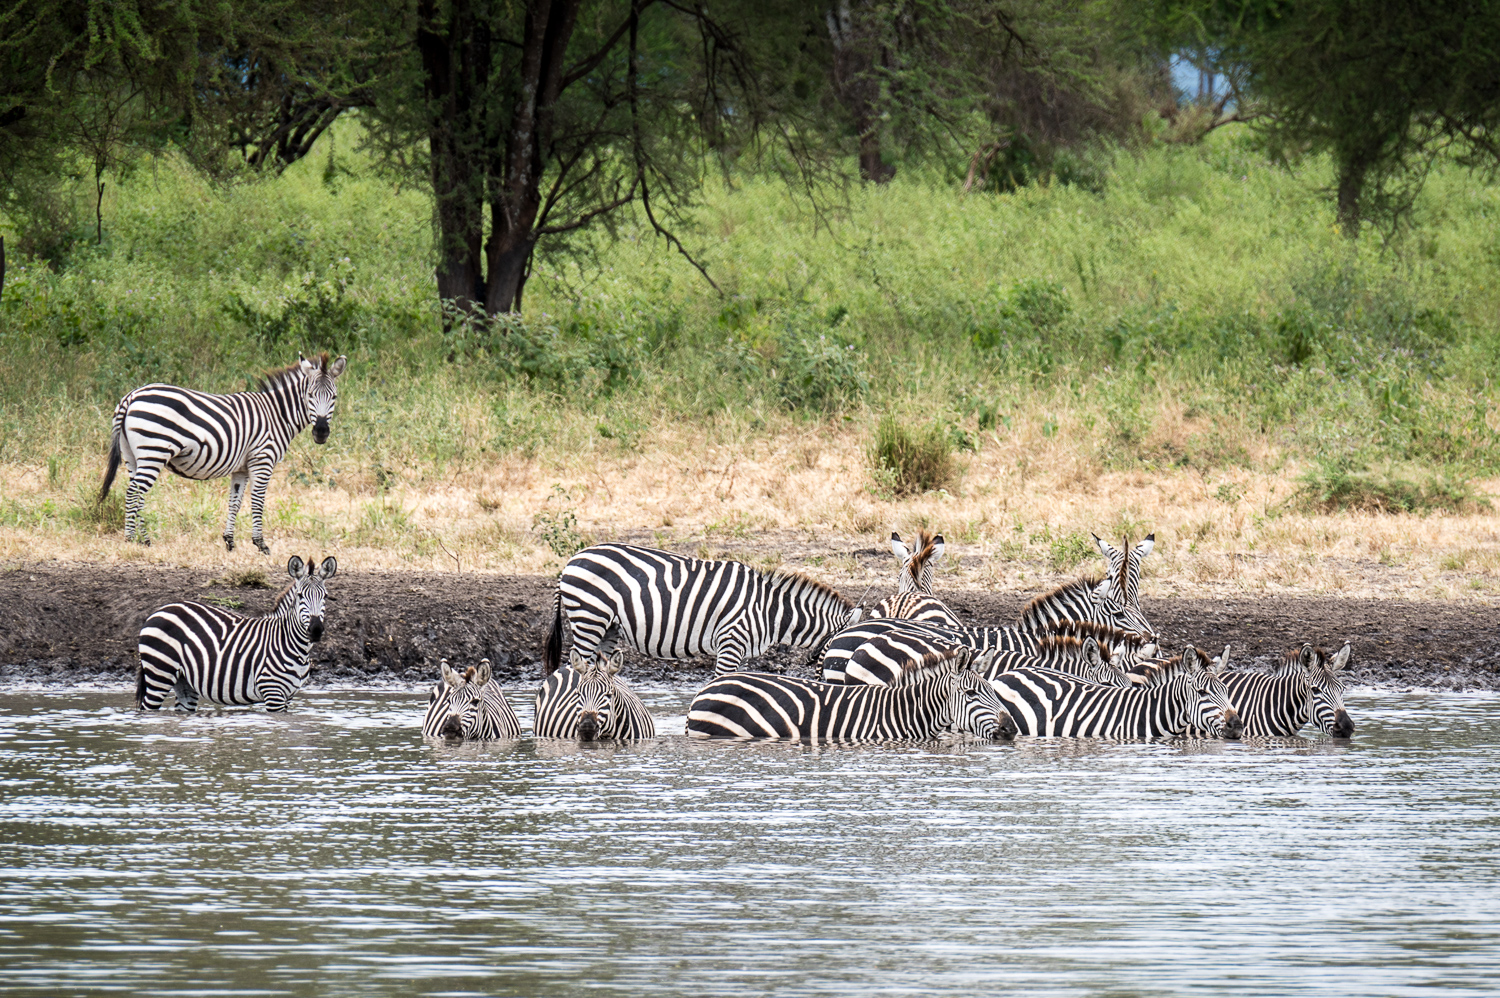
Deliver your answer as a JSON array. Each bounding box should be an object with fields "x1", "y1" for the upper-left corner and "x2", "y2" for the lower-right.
[
  {"x1": 100, "y1": 354, "x2": 347, "y2": 552},
  {"x1": 137, "y1": 555, "x2": 336, "y2": 712},
  {"x1": 872, "y1": 530, "x2": 960, "y2": 626},
  {"x1": 423, "y1": 658, "x2": 522, "y2": 741},
  {"x1": 544, "y1": 544, "x2": 859, "y2": 677},
  {"x1": 534, "y1": 647, "x2": 656, "y2": 740},
  {"x1": 688, "y1": 648, "x2": 1016, "y2": 743},
  {"x1": 821, "y1": 616, "x2": 1155, "y2": 685},
  {"x1": 1190, "y1": 643, "x2": 1354, "y2": 738},
  {"x1": 989, "y1": 646, "x2": 1243, "y2": 739}
]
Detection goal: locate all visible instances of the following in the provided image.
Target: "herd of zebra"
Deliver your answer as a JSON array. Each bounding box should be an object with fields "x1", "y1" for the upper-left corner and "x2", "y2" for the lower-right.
[{"x1": 104, "y1": 356, "x2": 1354, "y2": 745}]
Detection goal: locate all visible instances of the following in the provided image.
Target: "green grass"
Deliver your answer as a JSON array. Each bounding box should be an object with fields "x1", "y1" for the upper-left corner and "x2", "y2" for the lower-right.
[{"x1": 3, "y1": 118, "x2": 1500, "y2": 492}]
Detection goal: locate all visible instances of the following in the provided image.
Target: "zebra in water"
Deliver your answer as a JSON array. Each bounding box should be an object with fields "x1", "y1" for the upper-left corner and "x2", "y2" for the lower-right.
[
  {"x1": 988, "y1": 646, "x2": 1243, "y2": 739},
  {"x1": 820, "y1": 616, "x2": 1156, "y2": 685},
  {"x1": 980, "y1": 637, "x2": 1133, "y2": 688},
  {"x1": 687, "y1": 647, "x2": 1017, "y2": 743},
  {"x1": 423, "y1": 658, "x2": 523, "y2": 741},
  {"x1": 534, "y1": 646, "x2": 657, "y2": 740},
  {"x1": 1018, "y1": 571, "x2": 1155, "y2": 639},
  {"x1": 1187, "y1": 643, "x2": 1354, "y2": 738},
  {"x1": 543, "y1": 544, "x2": 860, "y2": 677},
  {"x1": 99, "y1": 353, "x2": 348, "y2": 552},
  {"x1": 871, "y1": 530, "x2": 960, "y2": 626},
  {"x1": 137, "y1": 555, "x2": 336, "y2": 712}
]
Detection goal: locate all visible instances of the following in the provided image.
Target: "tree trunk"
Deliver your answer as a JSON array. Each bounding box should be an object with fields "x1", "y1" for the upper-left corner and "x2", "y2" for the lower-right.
[
  {"x1": 826, "y1": 1, "x2": 895, "y2": 184},
  {"x1": 1336, "y1": 156, "x2": 1367, "y2": 238}
]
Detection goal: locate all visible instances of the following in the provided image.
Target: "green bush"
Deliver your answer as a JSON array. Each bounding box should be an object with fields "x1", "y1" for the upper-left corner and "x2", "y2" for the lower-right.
[
  {"x1": 776, "y1": 330, "x2": 869, "y2": 412},
  {"x1": 1293, "y1": 462, "x2": 1490, "y2": 516},
  {"x1": 869, "y1": 416, "x2": 957, "y2": 496}
]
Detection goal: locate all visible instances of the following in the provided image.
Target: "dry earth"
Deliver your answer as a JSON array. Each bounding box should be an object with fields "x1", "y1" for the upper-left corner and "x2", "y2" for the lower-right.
[{"x1": 3, "y1": 550, "x2": 1498, "y2": 692}]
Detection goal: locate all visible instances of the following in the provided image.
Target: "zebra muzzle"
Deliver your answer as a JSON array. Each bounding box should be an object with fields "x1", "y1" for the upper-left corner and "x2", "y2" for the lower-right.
[
  {"x1": 1332, "y1": 709, "x2": 1355, "y2": 738},
  {"x1": 1222, "y1": 709, "x2": 1244, "y2": 740},
  {"x1": 308, "y1": 617, "x2": 324, "y2": 642},
  {"x1": 312, "y1": 419, "x2": 330, "y2": 443},
  {"x1": 439, "y1": 714, "x2": 464, "y2": 740},
  {"x1": 578, "y1": 713, "x2": 601, "y2": 741}
]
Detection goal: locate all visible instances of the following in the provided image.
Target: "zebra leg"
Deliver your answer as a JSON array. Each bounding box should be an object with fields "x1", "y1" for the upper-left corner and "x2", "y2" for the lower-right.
[
  {"x1": 246, "y1": 458, "x2": 274, "y2": 555},
  {"x1": 223, "y1": 470, "x2": 249, "y2": 552},
  {"x1": 712, "y1": 630, "x2": 750, "y2": 676},
  {"x1": 122, "y1": 459, "x2": 165, "y2": 546},
  {"x1": 171, "y1": 675, "x2": 200, "y2": 713}
]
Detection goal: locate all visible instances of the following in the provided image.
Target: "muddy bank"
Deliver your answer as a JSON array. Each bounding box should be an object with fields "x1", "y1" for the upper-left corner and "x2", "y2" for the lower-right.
[{"x1": 2, "y1": 561, "x2": 1498, "y2": 691}]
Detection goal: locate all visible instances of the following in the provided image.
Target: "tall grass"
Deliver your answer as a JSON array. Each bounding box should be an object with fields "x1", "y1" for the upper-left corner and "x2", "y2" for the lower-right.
[{"x1": 2, "y1": 118, "x2": 1499, "y2": 495}]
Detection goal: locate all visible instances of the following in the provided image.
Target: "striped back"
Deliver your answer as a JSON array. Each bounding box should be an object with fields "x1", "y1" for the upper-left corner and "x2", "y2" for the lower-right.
[
  {"x1": 820, "y1": 618, "x2": 1035, "y2": 685},
  {"x1": 982, "y1": 636, "x2": 1133, "y2": 688},
  {"x1": 1127, "y1": 647, "x2": 1241, "y2": 737},
  {"x1": 550, "y1": 544, "x2": 856, "y2": 676},
  {"x1": 423, "y1": 658, "x2": 523, "y2": 741},
  {"x1": 687, "y1": 651, "x2": 1016, "y2": 743},
  {"x1": 1201, "y1": 642, "x2": 1354, "y2": 738},
  {"x1": 1018, "y1": 576, "x2": 1155, "y2": 638},
  {"x1": 534, "y1": 648, "x2": 656, "y2": 739}
]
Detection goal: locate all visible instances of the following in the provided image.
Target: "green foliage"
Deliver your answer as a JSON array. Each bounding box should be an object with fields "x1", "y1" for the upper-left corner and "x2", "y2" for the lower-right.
[
  {"x1": 1293, "y1": 462, "x2": 1491, "y2": 516},
  {"x1": 970, "y1": 277, "x2": 1072, "y2": 353},
  {"x1": 224, "y1": 259, "x2": 367, "y2": 355},
  {"x1": 870, "y1": 416, "x2": 957, "y2": 496},
  {"x1": 776, "y1": 324, "x2": 870, "y2": 413},
  {"x1": 533, "y1": 485, "x2": 589, "y2": 558},
  {"x1": 1048, "y1": 531, "x2": 1097, "y2": 572}
]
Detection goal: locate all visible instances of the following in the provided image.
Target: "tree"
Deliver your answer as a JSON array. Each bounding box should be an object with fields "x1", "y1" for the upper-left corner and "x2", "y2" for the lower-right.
[{"x1": 1154, "y1": 0, "x2": 1500, "y2": 237}]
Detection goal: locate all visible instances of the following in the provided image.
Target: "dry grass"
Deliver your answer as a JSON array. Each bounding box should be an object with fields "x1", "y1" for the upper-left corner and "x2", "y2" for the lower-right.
[{"x1": 3, "y1": 417, "x2": 1498, "y2": 602}]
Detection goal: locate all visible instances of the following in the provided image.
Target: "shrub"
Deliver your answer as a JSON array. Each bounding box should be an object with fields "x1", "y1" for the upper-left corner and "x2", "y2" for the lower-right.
[
  {"x1": 869, "y1": 416, "x2": 957, "y2": 496},
  {"x1": 1293, "y1": 463, "x2": 1490, "y2": 516},
  {"x1": 777, "y1": 331, "x2": 869, "y2": 412}
]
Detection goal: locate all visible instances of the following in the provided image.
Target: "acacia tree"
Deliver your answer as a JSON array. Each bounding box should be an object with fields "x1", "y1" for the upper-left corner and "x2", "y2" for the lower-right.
[{"x1": 1151, "y1": 0, "x2": 1500, "y2": 236}]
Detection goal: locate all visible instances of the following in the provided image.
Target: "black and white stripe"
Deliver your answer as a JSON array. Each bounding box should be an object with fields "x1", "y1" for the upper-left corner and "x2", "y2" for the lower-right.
[
  {"x1": 820, "y1": 617, "x2": 1155, "y2": 685},
  {"x1": 687, "y1": 648, "x2": 1017, "y2": 743},
  {"x1": 871, "y1": 530, "x2": 959, "y2": 626},
  {"x1": 543, "y1": 544, "x2": 859, "y2": 677},
  {"x1": 423, "y1": 658, "x2": 523, "y2": 741},
  {"x1": 136, "y1": 555, "x2": 335, "y2": 712},
  {"x1": 1189, "y1": 643, "x2": 1354, "y2": 738},
  {"x1": 534, "y1": 647, "x2": 657, "y2": 739},
  {"x1": 99, "y1": 354, "x2": 347, "y2": 552},
  {"x1": 988, "y1": 646, "x2": 1243, "y2": 738}
]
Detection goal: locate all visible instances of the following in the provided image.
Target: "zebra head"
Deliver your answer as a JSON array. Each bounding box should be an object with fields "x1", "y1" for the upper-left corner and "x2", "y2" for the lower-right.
[
  {"x1": 423, "y1": 658, "x2": 493, "y2": 741},
  {"x1": 925, "y1": 649, "x2": 1016, "y2": 741},
  {"x1": 570, "y1": 646, "x2": 626, "y2": 741},
  {"x1": 297, "y1": 353, "x2": 348, "y2": 444},
  {"x1": 1091, "y1": 533, "x2": 1157, "y2": 636},
  {"x1": 1191, "y1": 645, "x2": 1243, "y2": 740},
  {"x1": 891, "y1": 530, "x2": 944, "y2": 594},
  {"x1": 1309, "y1": 642, "x2": 1355, "y2": 737},
  {"x1": 284, "y1": 555, "x2": 336, "y2": 642}
]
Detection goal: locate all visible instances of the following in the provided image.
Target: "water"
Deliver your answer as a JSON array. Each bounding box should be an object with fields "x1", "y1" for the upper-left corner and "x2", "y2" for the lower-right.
[{"x1": 1, "y1": 686, "x2": 1497, "y2": 997}]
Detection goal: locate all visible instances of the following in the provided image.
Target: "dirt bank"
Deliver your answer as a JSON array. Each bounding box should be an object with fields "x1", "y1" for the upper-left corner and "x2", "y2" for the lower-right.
[{"x1": 2, "y1": 560, "x2": 1497, "y2": 691}]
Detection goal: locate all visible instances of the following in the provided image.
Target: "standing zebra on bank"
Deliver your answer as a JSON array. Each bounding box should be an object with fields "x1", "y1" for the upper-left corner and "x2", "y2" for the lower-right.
[
  {"x1": 423, "y1": 658, "x2": 523, "y2": 741},
  {"x1": 1187, "y1": 643, "x2": 1354, "y2": 738},
  {"x1": 989, "y1": 646, "x2": 1243, "y2": 739},
  {"x1": 687, "y1": 647, "x2": 1017, "y2": 743},
  {"x1": 820, "y1": 616, "x2": 1156, "y2": 684},
  {"x1": 871, "y1": 531, "x2": 961, "y2": 626},
  {"x1": 543, "y1": 544, "x2": 861, "y2": 677},
  {"x1": 99, "y1": 354, "x2": 348, "y2": 552},
  {"x1": 534, "y1": 646, "x2": 657, "y2": 740},
  {"x1": 137, "y1": 555, "x2": 336, "y2": 712}
]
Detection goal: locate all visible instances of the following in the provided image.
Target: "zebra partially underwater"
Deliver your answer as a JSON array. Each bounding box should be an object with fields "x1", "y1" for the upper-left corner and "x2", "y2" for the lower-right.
[
  {"x1": 100, "y1": 353, "x2": 347, "y2": 552},
  {"x1": 137, "y1": 555, "x2": 336, "y2": 712},
  {"x1": 687, "y1": 646, "x2": 1017, "y2": 743},
  {"x1": 534, "y1": 645, "x2": 657, "y2": 740},
  {"x1": 1187, "y1": 643, "x2": 1354, "y2": 738},
  {"x1": 423, "y1": 658, "x2": 523, "y2": 741},
  {"x1": 544, "y1": 544, "x2": 861, "y2": 678}
]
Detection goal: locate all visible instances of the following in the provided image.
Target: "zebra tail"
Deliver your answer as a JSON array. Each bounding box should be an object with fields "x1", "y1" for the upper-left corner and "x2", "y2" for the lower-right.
[
  {"x1": 542, "y1": 593, "x2": 563, "y2": 677},
  {"x1": 98, "y1": 430, "x2": 122, "y2": 504},
  {"x1": 134, "y1": 656, "x2": 146, "y2": 710}
]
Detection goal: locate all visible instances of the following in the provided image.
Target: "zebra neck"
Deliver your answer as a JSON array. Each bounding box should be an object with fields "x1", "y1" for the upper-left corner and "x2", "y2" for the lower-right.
[{"x1": 262, "y1": 370, "x2": 312, "y2": 435}]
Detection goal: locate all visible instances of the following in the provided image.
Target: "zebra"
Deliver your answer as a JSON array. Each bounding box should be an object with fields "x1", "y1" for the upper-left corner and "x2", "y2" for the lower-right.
[
  {"x1": 1018, "y1": 574, "x2": 1156, "y2": 639},
  {"x1": 137, "y1": 555, "x2": 336, "y2": 712},
  {"x1": 988, "y1": 645, "x2": 1243, "y2": 739},
  {"x1": 1187, "y1": 643, "x2": 1354, "y2": 738},
  {"x1": 871, "y1": 530, "x2": 960, "y2": 626},
  {"x1": 534, "y1": 646, "x2": 657, "y2": 740},
  {"x1": 99, "y1": 353, "x2": 348, "y2": 552},
  {"x1": 980, "y1": 637, "x2": 1133, "y2": 688},
  {"x1": 422, "y1": 658, "x2": 523, "y2": 741},
  {"x1": 687, "y1": 646, "x2": 1017, "y2": 743},
  {"x1": 543, "y1": 544, "x2": 861, "y2": 677},
  {"x1": 820, "y1": 616, "x2": 1156, "y2": 685}
]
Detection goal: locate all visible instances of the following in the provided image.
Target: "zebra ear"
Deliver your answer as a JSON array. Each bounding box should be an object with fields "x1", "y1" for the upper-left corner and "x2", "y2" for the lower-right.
[
  {"x1": 890, "y1": 532, "x2": 910, "y2": 561},
  {"x1": 440, "y1": 659, "x2": 462, "y2": 687},
  {"x1": 1213, "y1": 644, "x2": 1232, "y2": 671},
  {"x1": 846, "y1": 606, "x2": 864, "y2": 627},
  {"x1": 474, "y1": 658, "x2": 492, "y2": 684},
  {"x1": 568, "y1": 648, "x2": 585, "y2": 670},
  {"x1": 1299, "y1": 643, "x2": 1316, "y2": 671},
  {"x1": 1181, "y1": 645, "x2": 1200, "y2": 671},
  {"x1": 317, "y1": 556, "x2": 337, "y2": 579},
  {"x1": 1134, "y1": 534, "x2": 1156, "y2": 560},
  {"x1": 1328, "y1": 642, "x2": 1352, "y2": 672},
  {"x1": 604, "y1": 647, "x2": 625, "y2": 676},
  {"x1": 931, "y1": 534, "x2": 945, "y2": 562},
  {"x1": 298, "y1": 353, "x2": 317, "y2": 372},
  {"x1": 1084, "y1": 637, "x2": 1104, "y2": 666},
  {"x1": 287, "y1": 555, "x2": 308, "y2": 579},
  {"x1": 1093, "y1": 532, "x2": 1119, "y2": 561},
  {"x1": 328, "y1": 355, "x2": 347, "y2": 378}
]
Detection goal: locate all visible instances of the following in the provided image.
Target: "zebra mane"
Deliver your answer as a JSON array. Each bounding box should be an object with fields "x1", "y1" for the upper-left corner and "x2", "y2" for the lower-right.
[
  {"x1": 904, "y1": 530, "x2": 940, "y2": 591},
  {"x1": 769, "y1": 567, "x2": 853, "y2": 608},
  {"x1": 1044, "y1": 619, "x2": 1147, "y2": 651},
  {"x1": 258, "y1": 354, "x2": 326, "y2": 393},
  {"x1": 1018, "y1": 576, "x2": 1101, "y2": 627},
  {"x1": 271, "y1": 580, "x2": 297, "y2": 614},
  {"x1": 1035, "y1": 634, "x2": 1106, "y2": 663},
  {"x1": 901, "y1": 645, "x2": 968, "y2": 682}
]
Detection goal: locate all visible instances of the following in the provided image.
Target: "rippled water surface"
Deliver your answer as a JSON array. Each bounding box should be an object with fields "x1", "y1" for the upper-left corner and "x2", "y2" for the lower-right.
[{"x1": 1, "y1": 687, "x2": 1497, "y2": 997}]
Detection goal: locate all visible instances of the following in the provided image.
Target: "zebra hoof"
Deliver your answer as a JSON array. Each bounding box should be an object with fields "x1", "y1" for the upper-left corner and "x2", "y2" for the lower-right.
[
  {"x1": 254, "y1": 539, "x2": 271, "y2": 555},
  {"x1": 224, "y1": 536, "x2": 235, "y2": 552}
]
